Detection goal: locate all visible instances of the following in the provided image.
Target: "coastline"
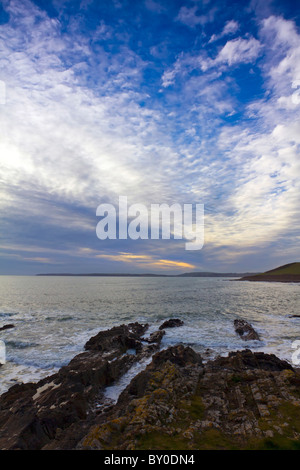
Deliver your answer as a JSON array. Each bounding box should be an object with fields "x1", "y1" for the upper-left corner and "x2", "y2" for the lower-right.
[
  {"x1": 1, "y1": 319, "x2": 300, "y2": 450},
  {"x1": 238, "y1": 275, "x2": 300, "y2": 283},
  {"x1": 238, "y1": 263, "x2": 300, "y2": 283}
]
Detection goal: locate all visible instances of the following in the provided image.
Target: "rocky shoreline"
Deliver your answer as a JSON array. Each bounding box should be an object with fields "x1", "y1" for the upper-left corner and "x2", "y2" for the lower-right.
[
  {"x1": 0, "y1": 319, "x2": 300, "y2": 450},
  {"x1": 239, "y1": 274, "x2": 300, "y2": 283}
]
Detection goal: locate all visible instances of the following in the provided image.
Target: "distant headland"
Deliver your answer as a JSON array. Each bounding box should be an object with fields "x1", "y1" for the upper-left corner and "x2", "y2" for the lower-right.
[
  {"x1": 36, "y1": 271, "x2": 257, "y2": 278},
  {"x1": 240, "y1": 262, "x2": 300, "y2": 283},
  {"x1": 35, "y1": 263, "x2": 300, "y2": 283}
]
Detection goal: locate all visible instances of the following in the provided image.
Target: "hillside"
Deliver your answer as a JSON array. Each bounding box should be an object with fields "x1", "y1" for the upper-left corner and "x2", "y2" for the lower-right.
[{"x1": 240, "y1": 262, "x2": 300, "y2": 283}]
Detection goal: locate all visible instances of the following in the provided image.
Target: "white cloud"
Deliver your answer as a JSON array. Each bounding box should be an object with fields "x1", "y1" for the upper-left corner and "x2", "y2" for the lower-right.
[
  {"x1": 202, "y1": 37, "x2": 262, "y2": 70},
  {"x1": 208, "y1": 19, "x2": 239, "y2": 43},
  {"x1": 260, "y1": 16, "x2": 300, "y2": 106},
  {"x1": 0, "y1": 1, "x2": 179, "y2": 219},
  {"x1": 162, "y1": 36, "x2": 262, "y2": 85},
  {"x1": 223, "y1": 20, "x2": 239, "y2": 36},
  {"x1": 194, "y1": 17, "x2": 300, "y2": 254},
  {"x1": 217, "y1": 36, "x2": 262, "y2": 65},
  {"x1": 176, "y1": 5, "x2": 216, "y2": 28},
  {"x1": 1, "y1": 1, "x2": 300, "y2": 268}
]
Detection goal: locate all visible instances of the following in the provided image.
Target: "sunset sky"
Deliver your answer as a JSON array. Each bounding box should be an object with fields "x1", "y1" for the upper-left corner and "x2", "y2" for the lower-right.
[{"x1": 0, "y1": 0, "x2": 299, "y2": 274}]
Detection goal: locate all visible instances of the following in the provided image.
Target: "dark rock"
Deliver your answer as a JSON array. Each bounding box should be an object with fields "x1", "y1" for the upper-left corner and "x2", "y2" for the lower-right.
[
  {"x1": 116, "y1": 345, "x2": 202, "y2": 404},
  {"x1": 79, "y1": 348, "x2": 299, "y2": 451},
  {"x1": 159, "y1": 319, "x2": 184, "y2": 330},
  {"x1": 234, "y1": 319, "x2": 260, "y2": 341},
  {"x1": 2, "y1": 322, "x2": 299, "y2": 451},
  {"x1": 209, "y1": 349, "x2": 294, "y2": 372},
  {"x1": 84, "y1": 322, "x2": 148, "y2": 355},
  {"x1": 151, "y1": 344, "x2": 202, "y2": 368},
  {"x1": 0, "y1": 324, "x2": 15, "y2": 331},
  {"x1": 289, "y1": 315, "x2": 300, "y2": 318},
  {"x1": 142, "y1": 330, "x2": 165, "y2": 344},
  {"x1": 0, "y1": 322, "x2": 155, "y2": 450}
]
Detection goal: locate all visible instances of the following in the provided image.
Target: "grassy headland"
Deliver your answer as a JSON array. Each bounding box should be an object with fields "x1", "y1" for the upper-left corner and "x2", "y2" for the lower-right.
[{"x1": 240, "y1": 262, "x2": 300, "y2": 283}]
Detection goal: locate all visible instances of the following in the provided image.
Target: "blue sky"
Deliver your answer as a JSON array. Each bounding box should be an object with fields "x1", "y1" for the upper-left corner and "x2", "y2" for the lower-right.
[{"x1": 0, "y1": 0, "x2": 300, "y2": 274}]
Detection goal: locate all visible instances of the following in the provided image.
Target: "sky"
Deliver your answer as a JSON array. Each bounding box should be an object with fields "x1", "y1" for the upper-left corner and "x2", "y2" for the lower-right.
[{"x1": 0, "y1": 0, "x2": 300, "y2": 275}]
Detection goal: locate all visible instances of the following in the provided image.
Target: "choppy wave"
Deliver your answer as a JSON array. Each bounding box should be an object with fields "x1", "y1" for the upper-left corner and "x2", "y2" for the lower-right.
[
  {"x1": 5, "y1": 340, "x2": 40, "y2": 349},
  {"x1": 45, "y1": 316, "x2": 75, "y2": 322}
]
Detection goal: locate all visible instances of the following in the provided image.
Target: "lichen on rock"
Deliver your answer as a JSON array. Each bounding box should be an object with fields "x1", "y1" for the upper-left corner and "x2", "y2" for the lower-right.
[{"x1": 1, "y1": 320, "x2": 300, "y2": 450}]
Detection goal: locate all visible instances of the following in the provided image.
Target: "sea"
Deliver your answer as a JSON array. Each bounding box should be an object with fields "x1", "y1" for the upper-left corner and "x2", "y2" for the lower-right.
[{"x1": 0, "y1": 275, "x2": 299, "y2": 396}]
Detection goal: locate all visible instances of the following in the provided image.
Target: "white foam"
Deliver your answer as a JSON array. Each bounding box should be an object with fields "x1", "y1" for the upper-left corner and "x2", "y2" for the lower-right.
[
  {"x1": 0, "y1": 361, "x2": 59, "y2": 396},
  {"x1": 104, "y1": 354, "x2": 154, "y2": 403}
]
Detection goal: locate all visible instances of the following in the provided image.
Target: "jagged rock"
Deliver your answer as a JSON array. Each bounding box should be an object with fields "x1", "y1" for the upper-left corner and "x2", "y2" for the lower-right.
[
  {"x1": 0, "y1": 322, "x2": 155, "y2": 450},
  {"x1": 85, "y1": 322, "x2": 149, "y2": 354},
  {"x1": 118, "y1": 345, "x2": 203, "y2": 404},
  {"x1": 1, "y1": 322, "x2": 300, "y2": 451},
  {"x1": 151, "y1": 344, "x2": 202, "y2": 368},
  {"x1": 78, "y1": 344, "x2": 204, "y2": 450},
  {"x1": 142, "y1": 330, "x2": 165, "y2": 344},
  {"x1": 234, "y1": 319, "x2": 260, "y2": 341},
  {"x1": 159, "y1": 319, "x2": 184, "y2": 330},
  {"x1": 79, "y1": 349, "x2": 300, "y2": 451},
  {"x1": 0, "y1": 324, "x2": 14, "y2": 331},
  {"x1": 209, "y1": 349, "x2": 294, "y2": 372}
]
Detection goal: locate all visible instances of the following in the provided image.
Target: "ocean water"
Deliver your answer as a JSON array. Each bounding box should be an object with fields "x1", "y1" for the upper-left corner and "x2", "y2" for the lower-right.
[{"x1": 0, "y1": 275, "x2": 299, "y2": 395}]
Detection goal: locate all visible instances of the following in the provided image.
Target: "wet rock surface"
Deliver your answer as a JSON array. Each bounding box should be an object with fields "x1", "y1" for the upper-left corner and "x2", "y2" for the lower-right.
[
  {"x1": 0, "y1": 322, "x2": 162, "y2": 450},
  {"x1": 159, "y1": 319, "x2": 184, "y2": 330},
  {"x1": 0, "y1": 320, "x2": 300, "y2": 450},
  {"x1": 78, "y1": 348, "x2": 300, "y2": 450},
  {"x1": 0, "y1": 324, "x2": 15, "y2": 332},
  {"x1": 84, "y1": 322, "x2": 149, "y2": 354},
  {"x1": 234, "y1": 319, "x2": 260, "y2": 341}
]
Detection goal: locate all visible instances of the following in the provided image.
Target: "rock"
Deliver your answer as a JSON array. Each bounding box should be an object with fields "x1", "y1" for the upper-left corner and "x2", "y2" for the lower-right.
[
  {"x1": 78, "y1": 344, "x2": 204, "y2": 450},
  {"x1": 1, "y1": 322, "x2": 300, "y2": 451},
  {"x1": 151, "y1": 344, "x2": 202, "y2": 368},
  {"x1": 0, "y1": 324, "x2": 15, "y2": 331},
  {"x1": 85, "y1": 322, "x2": 149, "y2": 354},
  {"x1": 0, "y1": 322, "x2": 157, "y2": 450},
  {"x1": 209, "y1": 349, "x2": 294, "y2": 372},
  {"x1": 78, "y1": 348, "x2": 300, "y2": 451},
  {"x1": 159, "y1": 319, "x2": 184, "y2": 330},
  {"x1": 234, "y1": 319, "x2": 260, "y2": 341},
  {"x1": 289, "y1": 315, "x2": 300, "y2": 318},
  {"x1": 142, "y1": 330, "x2": 165, "y2": 344}
]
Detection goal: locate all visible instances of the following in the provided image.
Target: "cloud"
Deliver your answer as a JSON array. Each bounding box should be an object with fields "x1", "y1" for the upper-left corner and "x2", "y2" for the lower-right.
[
  {"x1": 223, "y1": 19, "x2": 239, "y2": 36},
  {"x1": 162, "y1": 35, "x2": 262, "y2": 87},
  {"x1": 208, "y1": 19, "x2": 239, "y2": 43},
  {"x1": 201, "y1": 37, "x2": 262, "y2": 70},
  {"x1": 176, "y1": 5, "x2": 216, "y2": 28},
  {"x1": 217, "y1": 36, "x2": 262, "y2": 65},
  {"x1": 144, "y1": 0, "x2": 166, "y2": 14},
  {"x1": 152, "y1": 259, "x2": 196, "y2": 269},
  {"x1": 260, "y1": 16, "x2": 300, "y2": 100},
  {"x1": 160, "y1": 15, "x2": 300, "y2": 261},
  {"x1": 0, "y1": 1, "x2": 178, "y2": 216},
  {"x1": 0, "y1": 1, "x2": 300, "y2": 273},
  {"x1": 96, "y1": 252, "x2": 196, "y2": 270}
]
